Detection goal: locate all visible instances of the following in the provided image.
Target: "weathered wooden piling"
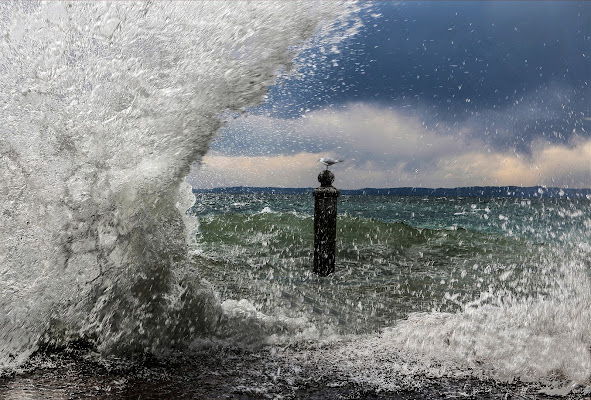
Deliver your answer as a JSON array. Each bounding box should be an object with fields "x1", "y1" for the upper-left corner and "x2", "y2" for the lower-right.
[{"x1": 313, "y1": 170, "x2": 340, "y2": 276}]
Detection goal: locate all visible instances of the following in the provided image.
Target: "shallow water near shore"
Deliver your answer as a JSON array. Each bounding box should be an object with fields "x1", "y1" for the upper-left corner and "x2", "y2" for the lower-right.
[{"x1": 190, "y1": 193, "x2": 591, "y2": 390}]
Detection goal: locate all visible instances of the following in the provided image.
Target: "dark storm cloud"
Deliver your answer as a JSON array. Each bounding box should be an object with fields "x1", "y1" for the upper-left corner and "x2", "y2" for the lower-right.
[
  {"x1": 198, "y1": 1, "x2": 591, "y2": 189},
  {"x1": 249, "y1": 1, "x2": 590, "y2": 151}
]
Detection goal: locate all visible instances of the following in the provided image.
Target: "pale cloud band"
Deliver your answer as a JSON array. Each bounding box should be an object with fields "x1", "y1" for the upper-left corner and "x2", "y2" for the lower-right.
[{"x1": 188, "y1": 104, "x2": 591, "y2": 189}]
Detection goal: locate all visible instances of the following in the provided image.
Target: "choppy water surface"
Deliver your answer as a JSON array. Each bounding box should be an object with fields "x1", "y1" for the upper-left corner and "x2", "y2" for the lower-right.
[
  {"x1": 1, "y1": 1, "x2": 591, "y2": 398},
  {"x1": 2, "y1": 192, "x2": 590, "y2": 398},
  {"x1": 194, "y1": 195, "x2": 588, "y2": 327}
]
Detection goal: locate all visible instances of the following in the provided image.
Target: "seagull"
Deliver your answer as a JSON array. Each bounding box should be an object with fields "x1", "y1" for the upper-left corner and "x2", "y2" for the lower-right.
[{"x1": 318, "y1": 157, "x2": 343, "y2": 170}]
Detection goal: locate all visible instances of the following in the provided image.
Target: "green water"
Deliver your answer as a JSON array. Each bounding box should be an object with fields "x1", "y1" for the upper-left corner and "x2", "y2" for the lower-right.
[{"x1": 190, "y1": 193, "x2": 590, "y2": 336}]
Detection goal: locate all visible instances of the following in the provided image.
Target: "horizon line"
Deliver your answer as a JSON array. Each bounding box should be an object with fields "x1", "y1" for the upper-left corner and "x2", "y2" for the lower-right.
[{"x1": 192, "y1": 185, "x2": 591, "y2": 191}]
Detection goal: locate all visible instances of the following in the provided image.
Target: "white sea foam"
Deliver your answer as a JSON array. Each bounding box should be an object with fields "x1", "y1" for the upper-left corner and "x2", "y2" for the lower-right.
[
  {"x1": 219, "y1": 299, "x2": 325, "y2": 346},
  {"x1": 384, "y1": 245, "x2": 591, "y2": 388},
  {"x1": 0, "y1": 1, "x2": 360, "y2": 368},
  {"x1": 269, "y1": 241, "x2": 591, "y2": 393}
]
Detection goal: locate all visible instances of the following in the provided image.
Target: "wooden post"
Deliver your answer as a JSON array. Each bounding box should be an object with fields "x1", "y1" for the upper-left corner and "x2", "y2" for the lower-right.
[{"x1": 313, "y1": 170, "x2": 340, "y2": 276}]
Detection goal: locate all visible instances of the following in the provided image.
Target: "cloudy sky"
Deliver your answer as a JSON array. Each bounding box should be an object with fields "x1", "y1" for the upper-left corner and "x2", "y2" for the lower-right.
[{"x1": 188, "y1": 1, "x2": 591, "y2": 190}]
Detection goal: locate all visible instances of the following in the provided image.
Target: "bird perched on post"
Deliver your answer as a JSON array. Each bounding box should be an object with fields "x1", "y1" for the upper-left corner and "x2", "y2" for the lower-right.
[{"x1": 318, "y1": 157, "x2": 343, "y2": 170}]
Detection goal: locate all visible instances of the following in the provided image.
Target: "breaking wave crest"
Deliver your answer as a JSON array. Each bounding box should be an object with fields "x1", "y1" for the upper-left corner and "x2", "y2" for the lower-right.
[{"x1": 0, "y1": 1, "x2": 360, "y2": 368}]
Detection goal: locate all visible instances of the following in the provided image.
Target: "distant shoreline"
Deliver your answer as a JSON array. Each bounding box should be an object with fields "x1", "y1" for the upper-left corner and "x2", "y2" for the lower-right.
[{"x1": 193, "y1": 186, "x2": 591, "y2": 199}]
